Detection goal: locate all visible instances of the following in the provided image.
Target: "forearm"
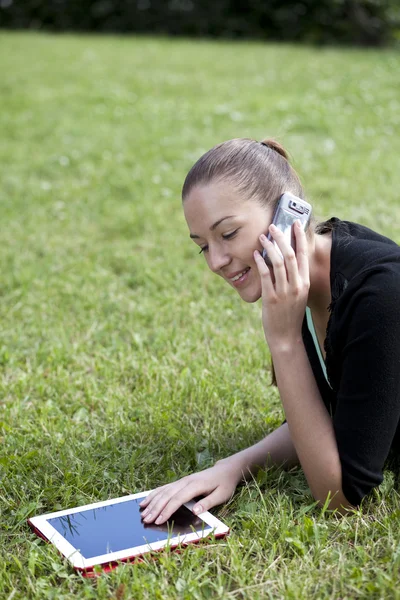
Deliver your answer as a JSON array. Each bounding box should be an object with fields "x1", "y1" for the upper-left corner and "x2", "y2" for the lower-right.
[
  {"x1": 271, "y1": 339, "x2": 351, "y2": 511},
  {"x1": 218, "y1": 422, "x2": 299, "y2": 482}
]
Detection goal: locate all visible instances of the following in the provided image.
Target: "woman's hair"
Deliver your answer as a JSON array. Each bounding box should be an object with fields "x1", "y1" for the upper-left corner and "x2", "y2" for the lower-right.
[
  {"x1": 182, "y1": 138, "x2": 307, "y2": 213},
  {"x1": 182, "y1": 137, "x2": 317, "y2": 386}
]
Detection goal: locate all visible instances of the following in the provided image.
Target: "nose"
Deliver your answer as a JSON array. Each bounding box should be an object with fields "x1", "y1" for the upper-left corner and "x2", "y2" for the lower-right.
[{"x1": 207, "y1": 245, "x2": 230, "y2": 274}]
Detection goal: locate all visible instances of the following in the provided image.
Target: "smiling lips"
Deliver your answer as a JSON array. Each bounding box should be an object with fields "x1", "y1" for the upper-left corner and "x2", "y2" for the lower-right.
[{"x1": 226, "y1": 267, "x2": 251, "y2": 285}]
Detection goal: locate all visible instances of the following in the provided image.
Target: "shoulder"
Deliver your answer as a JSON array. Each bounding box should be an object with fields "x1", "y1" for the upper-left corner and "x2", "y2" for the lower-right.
[
  {"x1": 327, "y1": 227, "x2": 400, "y2": 361},
  {"x1": 334, "y1": 267, "x2": 400, "y2": 325},
  {"x1": 351, "y1": 269, "x2": 400, "y2": 327},
  {"x1": 325, "y1": 217, "x2": 400, "y2": 312},
  {"x1": 328, "y1": 267, "x2": 400, "y2": 366}
]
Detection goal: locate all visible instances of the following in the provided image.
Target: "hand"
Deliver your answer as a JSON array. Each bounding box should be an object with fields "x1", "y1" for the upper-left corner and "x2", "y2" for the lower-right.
[
  {"x1": 253, "y1": 221, "x2": 310, "y2": 351},
  {"x1": 138, "y1": 459, "x2": 242, "y2": 525}
]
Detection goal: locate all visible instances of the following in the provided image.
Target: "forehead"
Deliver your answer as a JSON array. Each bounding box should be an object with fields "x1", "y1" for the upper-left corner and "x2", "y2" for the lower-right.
[{"x1": 183, "y1": 182, "x2": 246, "y2": 225}]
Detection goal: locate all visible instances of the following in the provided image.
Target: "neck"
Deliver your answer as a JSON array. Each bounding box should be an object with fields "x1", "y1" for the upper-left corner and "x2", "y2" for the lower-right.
[{"x1": 307, "y1": 231, "x2": 332, "y2": 318}]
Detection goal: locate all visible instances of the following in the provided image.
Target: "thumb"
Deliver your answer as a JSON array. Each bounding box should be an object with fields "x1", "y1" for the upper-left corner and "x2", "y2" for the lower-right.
[{"x1": 192, "y1": 487, "x2": 230, "y2": 515}]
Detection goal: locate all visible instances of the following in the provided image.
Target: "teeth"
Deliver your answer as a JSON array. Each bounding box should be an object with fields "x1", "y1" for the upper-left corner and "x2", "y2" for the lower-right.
[{"x1": 231, "y1": 268, "x2": 249, "y2": 282}]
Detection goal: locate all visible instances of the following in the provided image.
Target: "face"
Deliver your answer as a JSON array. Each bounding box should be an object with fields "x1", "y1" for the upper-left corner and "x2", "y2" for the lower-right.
[{"x1": 183, "y1": 181, "x2": 273, "y2": 303}]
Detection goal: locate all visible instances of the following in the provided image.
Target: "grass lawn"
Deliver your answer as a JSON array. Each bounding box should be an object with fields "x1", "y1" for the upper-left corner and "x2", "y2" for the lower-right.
[{"x1": 1, "y1": 31, "x2": 400, "y2": 599}]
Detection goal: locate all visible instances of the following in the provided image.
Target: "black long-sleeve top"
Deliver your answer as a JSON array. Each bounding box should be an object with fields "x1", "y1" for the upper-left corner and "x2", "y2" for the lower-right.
[{"x1": 302, "y1": 217, "x2": 400, "y2": 506}]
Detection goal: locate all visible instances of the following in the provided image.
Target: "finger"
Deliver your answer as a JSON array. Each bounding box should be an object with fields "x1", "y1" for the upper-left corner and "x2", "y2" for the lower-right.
[
  {"x1": 142, "y1": 479, "x2": 190, "y2": 523},
  {"x1": 141, "y1": 483, "x2": 188, "y2": 521},
  {"x1": 139, "y1": 485, "x2": 169, "y2": 507},
  {"x1": 260, "y1": 233, "x2": 287, "y2": 293},
  {"x1": 293, "y1": 220, "x2": 310, "y2": 282},
  {"x1": 192, "y1": 486, "x2": 232, "y2": 516},
  {"x1": 253, "y1": 250, "x2": 275, "y2": 298},
  {"x1": 153, "y1": 480, "x2": 214, "y2": 525},
  {"x1": 268, "y1": 224, "x2": 300, "y2": 287}
]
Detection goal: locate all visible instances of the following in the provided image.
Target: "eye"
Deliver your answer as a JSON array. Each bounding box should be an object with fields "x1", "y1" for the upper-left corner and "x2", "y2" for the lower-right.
[
  {"x1": 198, "y1": 230, "x2": 239, "y2": 255},
  {"x1": 223, "y1": 229, "x2": 239, "y2": 240}
]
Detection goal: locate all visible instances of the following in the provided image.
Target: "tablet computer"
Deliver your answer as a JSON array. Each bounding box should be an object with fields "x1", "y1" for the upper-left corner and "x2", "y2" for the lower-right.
[{"x1": 28, "y1": 491, "x2": 230, "y2": 576}]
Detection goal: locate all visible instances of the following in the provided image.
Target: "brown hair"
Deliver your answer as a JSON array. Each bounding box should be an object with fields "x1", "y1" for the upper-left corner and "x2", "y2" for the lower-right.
[
  {"x1": 182, "y1": 137, "x2": 305, "y2": 209},
  {"x1": 182, "y1": 137, "x2": 316, "y2": 386}
]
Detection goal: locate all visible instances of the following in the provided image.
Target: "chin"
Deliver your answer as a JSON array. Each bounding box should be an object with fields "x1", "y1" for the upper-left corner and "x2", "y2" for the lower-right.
[{"x1": 238, "y1": 286, "x2": 262, "y2": 304}]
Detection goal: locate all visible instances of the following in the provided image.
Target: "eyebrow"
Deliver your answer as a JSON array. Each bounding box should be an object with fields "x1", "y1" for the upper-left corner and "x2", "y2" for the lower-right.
[{"x1": 189, "y1": 216, "x2": 235, "y2": 239}]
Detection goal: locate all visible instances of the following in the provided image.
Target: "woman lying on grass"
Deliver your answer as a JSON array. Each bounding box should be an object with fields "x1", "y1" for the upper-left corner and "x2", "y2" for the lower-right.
[{"x1": 140, "y1": 138, "x2": 400, "y2": 522}]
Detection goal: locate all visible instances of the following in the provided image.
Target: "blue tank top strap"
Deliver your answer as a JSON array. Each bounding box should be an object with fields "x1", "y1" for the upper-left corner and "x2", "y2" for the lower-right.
[{"x1": 305, "y1": 307, "x2": 330, "y2": 386}]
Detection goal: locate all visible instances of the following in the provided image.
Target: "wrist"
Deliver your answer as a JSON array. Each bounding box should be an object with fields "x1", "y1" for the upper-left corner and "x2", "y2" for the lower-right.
[
  {"x1": 269, "y1": 335, "x2": 304, "y2": 357},
  {"x1": 215, "y1": 456, "x2": 248, "y2": 483}
]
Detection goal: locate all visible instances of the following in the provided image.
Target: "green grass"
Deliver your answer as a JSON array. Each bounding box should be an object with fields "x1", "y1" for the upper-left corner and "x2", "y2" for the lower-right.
[{"x1": 1, "y1": 31, "x2": 400, "y2": 599}]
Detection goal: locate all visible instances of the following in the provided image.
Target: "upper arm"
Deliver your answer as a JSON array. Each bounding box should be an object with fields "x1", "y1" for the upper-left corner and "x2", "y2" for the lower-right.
[{"x1": 332, "y1": 270, "x2": 400, "y2": 505}]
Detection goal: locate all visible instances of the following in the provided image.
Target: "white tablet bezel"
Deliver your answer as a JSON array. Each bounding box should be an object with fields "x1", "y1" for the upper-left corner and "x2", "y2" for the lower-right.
[{"x1": 28, "y1": 491, "x2": 229, "y2": 570}]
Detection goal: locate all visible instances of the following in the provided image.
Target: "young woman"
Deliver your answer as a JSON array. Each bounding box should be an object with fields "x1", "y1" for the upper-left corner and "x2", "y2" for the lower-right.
[{"x1": 140, "y1": 138, "x2": 400, "y2": 523}]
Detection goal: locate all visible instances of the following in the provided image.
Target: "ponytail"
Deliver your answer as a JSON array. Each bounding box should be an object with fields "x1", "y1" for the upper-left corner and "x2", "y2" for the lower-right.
[{"x1": 259, "y1": 138, "x2": 290, "y2": 161}]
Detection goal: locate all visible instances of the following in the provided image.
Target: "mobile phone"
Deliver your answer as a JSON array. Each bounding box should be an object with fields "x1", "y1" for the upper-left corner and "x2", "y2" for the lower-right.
[{"x1": 262, "y1": 192, "x2": 312, "y2": 267}]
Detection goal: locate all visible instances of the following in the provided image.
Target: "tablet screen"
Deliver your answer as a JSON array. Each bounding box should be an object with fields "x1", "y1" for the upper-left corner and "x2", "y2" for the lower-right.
[{"x1": 48, "y1": 498, "x2": 211, "y2": 559}]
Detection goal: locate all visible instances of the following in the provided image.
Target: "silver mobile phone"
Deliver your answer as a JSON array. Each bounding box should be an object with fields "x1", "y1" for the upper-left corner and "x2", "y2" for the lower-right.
[{"x1": 262, "y1": 192, "x2": 312, "y2": 267}]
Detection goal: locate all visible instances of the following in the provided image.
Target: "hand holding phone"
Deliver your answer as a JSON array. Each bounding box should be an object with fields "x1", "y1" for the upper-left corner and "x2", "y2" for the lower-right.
[
  {"x1": 254, "y1": 193, "x2": 312, "y2": 351},
  {"x1": 262, "y1": 192, "x2": 312, "y2": 267}
]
